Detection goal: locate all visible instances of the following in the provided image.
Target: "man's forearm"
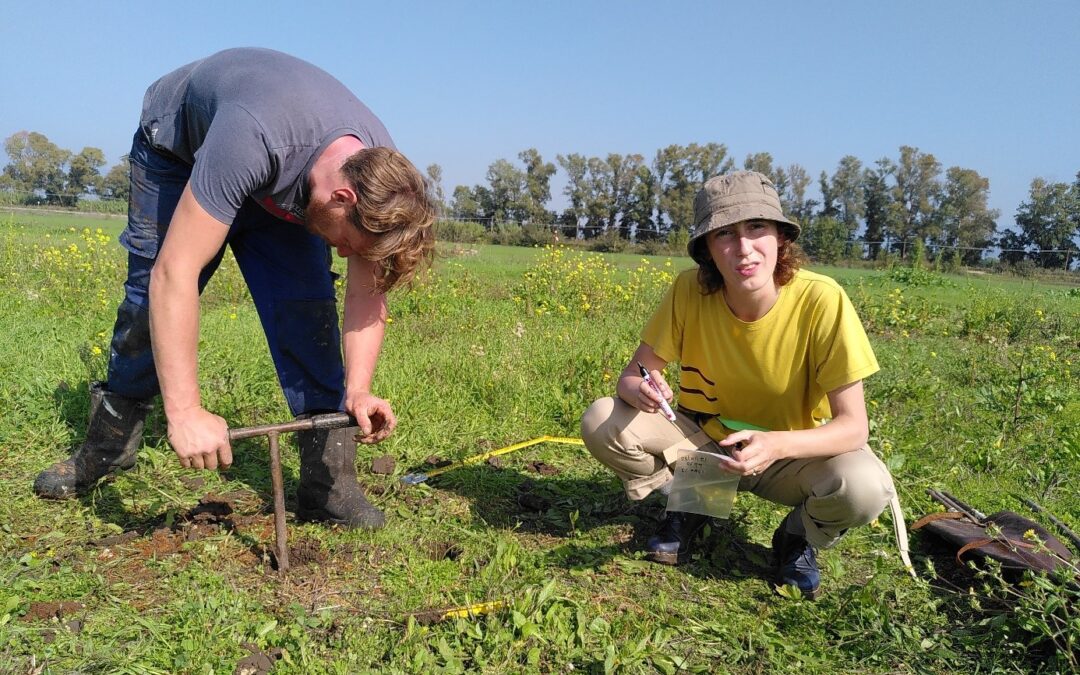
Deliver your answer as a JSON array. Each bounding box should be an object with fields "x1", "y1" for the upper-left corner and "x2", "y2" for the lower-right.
[
  {"x1": 342, "y1": 293, "x2": 387, "y2": 394},
  {"x1": 149, "y1": 264, "x2": 203, "y2": 417},
  {"x1": 341, "y1": 255, "x2": 388, "y2": 394},
  {"x1": 148, "y1": 183, "x2": 231, "y2": 420},
  {"x1": 343, "y1": 323, "x2": 385, "y2": 393}
]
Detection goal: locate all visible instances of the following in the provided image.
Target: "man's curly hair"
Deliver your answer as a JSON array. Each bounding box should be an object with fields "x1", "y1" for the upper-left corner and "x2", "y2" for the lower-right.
[{"x1": 341, "y1": 147, "x2": 437, "y2": 293}]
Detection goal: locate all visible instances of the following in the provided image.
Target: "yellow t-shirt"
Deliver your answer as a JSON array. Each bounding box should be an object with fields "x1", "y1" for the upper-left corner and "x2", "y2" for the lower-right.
[{"x1": 641, "y1": 268, "x2": 879, "y2": 441}]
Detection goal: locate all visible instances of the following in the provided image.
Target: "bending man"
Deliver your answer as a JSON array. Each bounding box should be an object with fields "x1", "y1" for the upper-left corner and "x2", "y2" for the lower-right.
[{"x1": 35, "y1": 48, "x2": 436, "y2": 529}]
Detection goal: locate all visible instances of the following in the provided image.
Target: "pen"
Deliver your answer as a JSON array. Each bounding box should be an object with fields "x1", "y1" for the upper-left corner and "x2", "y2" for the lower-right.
[{"x1": 636, "y1": 361, "x2": 678, "y2": 424}]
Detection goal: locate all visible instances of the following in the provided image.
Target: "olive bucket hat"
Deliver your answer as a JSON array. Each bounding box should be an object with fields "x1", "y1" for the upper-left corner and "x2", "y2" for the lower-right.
[{"x1": 687, "y1": 171, "x2": 800, "y2": 257}]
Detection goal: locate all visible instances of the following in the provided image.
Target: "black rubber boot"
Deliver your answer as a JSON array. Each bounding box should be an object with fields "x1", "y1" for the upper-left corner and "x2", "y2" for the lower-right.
[
  {"x1": 296, "y1": 423, "x2": 385, "y2": 529},
  {"x1": 34, "y1": 381, "x2": 152, "y2": 499},
  {"x1": 645, "y1": 511, "x2": 708, "y2": 565}
]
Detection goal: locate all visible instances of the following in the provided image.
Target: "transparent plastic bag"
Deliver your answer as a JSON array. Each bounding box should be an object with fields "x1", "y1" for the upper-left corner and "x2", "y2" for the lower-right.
[{"x1": 666, "y1": 447, "x2": 740, "y2": 519}]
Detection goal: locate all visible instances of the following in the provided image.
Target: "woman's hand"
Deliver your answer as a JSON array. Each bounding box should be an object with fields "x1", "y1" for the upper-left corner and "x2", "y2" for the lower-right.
[
  {"x1": 616, "y1": 342, "x2": 674, "y2": 415},
  {"x1": 623, "y1": 368, "x2": 674, "y2": 415},
  {"x1": 717, "y1": 430, "x2": 786, "y2": 476}
]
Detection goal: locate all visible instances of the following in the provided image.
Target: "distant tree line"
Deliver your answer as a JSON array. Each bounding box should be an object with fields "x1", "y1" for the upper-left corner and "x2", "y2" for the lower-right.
[
  {"x1": 1, "y1": 131, "x2": 129, "y2": 207},
  {"x1": 437, "y1": 144, "x2": 1080, "y2": 270},
  {"x1": 3, "y1": 130, "x2": 1078, "y2": 269}
]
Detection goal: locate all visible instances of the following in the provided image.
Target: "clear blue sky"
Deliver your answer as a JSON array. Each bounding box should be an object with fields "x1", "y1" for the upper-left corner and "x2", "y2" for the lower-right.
[{"x1": 2, "y1": 1, "x2": 1078, "y2": 231}]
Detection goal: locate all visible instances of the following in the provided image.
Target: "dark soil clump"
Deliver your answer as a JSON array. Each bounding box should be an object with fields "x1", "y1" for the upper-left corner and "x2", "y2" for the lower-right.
[
  {"x1": 180, "y1": 475, "x2": 206, "y2": 490},
  {"x1": 411, "y1": 609, "x2": 447, "y2": 625},
  {"x1": 370, "y1": 455, "x2": 396, "y2": 475},
  {"x1": 525, "y1": 460, "x2": 559, "y2": 476},
  {"x1": 235, "y1": 642, "x2": 283, "y2": 675},
  {"x1": 516, "y1": 480, "x2": 552, "y2": 511},
  {"x1": 185, "y1": 493, "x2": 238, "y2": 522},
  {"x1": 91, "y1": 530, "x2": 140, "y2": 547}
]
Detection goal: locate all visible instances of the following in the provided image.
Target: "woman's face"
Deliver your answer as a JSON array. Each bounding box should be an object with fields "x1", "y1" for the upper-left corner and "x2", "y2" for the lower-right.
[{"x1": 705, "y1": 219, "x2": 780, "y2": 297}]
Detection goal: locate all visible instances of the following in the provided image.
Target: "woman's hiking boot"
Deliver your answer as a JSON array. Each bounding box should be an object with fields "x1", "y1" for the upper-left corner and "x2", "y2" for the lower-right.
[
  {"x1": 296, "y1": 422, "x2": 385, "y2": 529},
  {"x1": 645, "y1": 511, "x2": 708, "y2": 565},
  {"x1": 772, "y1": 511, "x2": 822, "y2": 599},
  {"x1": 34, "y1": 382, "x2": 152, "y2": 499}
]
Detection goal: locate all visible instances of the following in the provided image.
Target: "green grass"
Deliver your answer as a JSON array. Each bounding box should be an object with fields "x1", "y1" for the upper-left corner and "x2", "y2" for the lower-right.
[
  {"x1": 0, "y1": 208, "x2": 125, "y2": 249},
  {"x1": 1, "y1": 212, "x2": 1078, "y2": 673}
]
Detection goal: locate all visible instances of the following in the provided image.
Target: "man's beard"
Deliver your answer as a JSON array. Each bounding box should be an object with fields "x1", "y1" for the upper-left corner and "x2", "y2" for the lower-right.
[{"x1": 302, "y1": 198, "x2": 333, "y2": 237}]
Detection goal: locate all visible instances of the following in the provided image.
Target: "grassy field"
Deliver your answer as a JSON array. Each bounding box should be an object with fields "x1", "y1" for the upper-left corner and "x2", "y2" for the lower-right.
[{"x1": 1, "y1": 211, "x2": 1078, "y2": 673}]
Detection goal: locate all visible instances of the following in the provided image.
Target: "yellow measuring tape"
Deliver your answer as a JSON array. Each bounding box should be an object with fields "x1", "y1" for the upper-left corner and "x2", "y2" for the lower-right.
[
  {"x1": 439, "y1": 599, "x2": 506, "y2": 620},
  {"x1": 401, "y1": 435, "x2": 585, "y2": 484}
]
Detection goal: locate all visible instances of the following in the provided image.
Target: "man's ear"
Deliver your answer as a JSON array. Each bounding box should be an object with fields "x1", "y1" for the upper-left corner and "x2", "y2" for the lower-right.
[{"x1": 330, "y1": 186, "x2": 358, "y2": 206}]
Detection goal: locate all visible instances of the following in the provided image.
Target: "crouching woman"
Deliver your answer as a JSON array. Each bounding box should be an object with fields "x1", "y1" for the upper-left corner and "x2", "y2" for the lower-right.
[{"x1": 580, "y1": 171, "x2": 895, "y2": 599}]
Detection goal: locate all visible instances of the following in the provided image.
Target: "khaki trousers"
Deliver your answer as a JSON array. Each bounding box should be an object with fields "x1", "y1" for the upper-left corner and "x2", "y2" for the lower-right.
[{"x1": 580, "y1": 397, "x2": 896, "y2": 550}]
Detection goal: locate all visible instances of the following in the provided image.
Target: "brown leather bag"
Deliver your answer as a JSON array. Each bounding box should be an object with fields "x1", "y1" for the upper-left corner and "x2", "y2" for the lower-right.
[{"x1": 912, "y1": 489, "x2": 1073, "y2": 574}]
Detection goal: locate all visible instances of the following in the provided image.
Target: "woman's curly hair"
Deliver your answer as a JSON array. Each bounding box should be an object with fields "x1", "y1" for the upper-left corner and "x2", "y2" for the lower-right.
[{"x1": 688, "y1": 222, "x2": 804, "y2": 296}]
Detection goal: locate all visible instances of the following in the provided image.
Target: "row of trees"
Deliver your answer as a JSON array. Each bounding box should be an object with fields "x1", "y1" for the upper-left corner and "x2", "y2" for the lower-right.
[
  {"x1": 1003, "y1": 178, "x2": 1080, "y2": 269},
  {"x1": 441, "y1": 144, "x2": 1080, "y2": 269},
  {"x1": 1, "y1": 132, "x2": 129, "y2": 206},
  {"x1": 447, "y1": 143, "x2": 740, "y2": 241},
  {"x1": 3, "y1": 130, "x2": 1077, "y2": 269}
]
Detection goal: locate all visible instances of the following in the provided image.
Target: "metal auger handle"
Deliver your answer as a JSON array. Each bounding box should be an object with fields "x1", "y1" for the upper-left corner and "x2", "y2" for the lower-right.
[
  {"x1": 226, "y1": 412, "x2": 356, "y2": 575},
  {"x1": 228, "y1": 412, "x2": 356, "y2": 441}
]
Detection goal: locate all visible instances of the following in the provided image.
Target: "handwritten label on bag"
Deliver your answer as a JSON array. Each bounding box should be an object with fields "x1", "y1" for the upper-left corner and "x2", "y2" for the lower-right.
[{"x1": 666, "y1": 448, "x2": 740, "y2": 519}]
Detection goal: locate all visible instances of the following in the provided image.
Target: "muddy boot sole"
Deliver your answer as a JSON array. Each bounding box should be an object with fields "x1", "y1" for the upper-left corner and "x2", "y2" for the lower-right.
[
  {"x1": 33, "y1": 457, "x2": 136, "y2": 500},
  {"x1": 296, "y1": 505, "x2": 386, "y2": 530}
]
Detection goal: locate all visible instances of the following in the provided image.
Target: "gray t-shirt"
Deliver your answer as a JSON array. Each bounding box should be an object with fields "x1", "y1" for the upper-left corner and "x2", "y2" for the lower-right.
[{"x1": 140, "y1": 47, "x2": 395, "y2": 225}]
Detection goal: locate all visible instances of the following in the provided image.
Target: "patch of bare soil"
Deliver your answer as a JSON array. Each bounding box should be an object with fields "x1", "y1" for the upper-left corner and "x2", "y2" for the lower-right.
[
  {"x1": 24, "y1": 602, "x2": 86, "y2": 645},
  {"x1": 411, "y1": 608, "x2": 449, "y2": 625},
  {"x1": 20, "y1": 601, "x2": 84, "y2": 623},
  {"x1": 287, "y1": 537, "x2": 328, "y2": 567},
  {"x1": 78, "y1": 496, "x2": 403, "y2": 630},
  {"x1": 261, "y1": 536, "x2": 330, "y2": 573},
  {"x1": 90, "y1": 490, "x2": 392, "y2": 616},
  {"x1": 122, "y1": 493, "x2": 243, "y2": 558},
  {"x1": 91, "y1": 491, "x2": 277, "y2": 567}
]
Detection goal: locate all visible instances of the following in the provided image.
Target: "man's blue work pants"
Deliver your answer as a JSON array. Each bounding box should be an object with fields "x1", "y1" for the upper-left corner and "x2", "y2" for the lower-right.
[{"x1": 106, "y1": 130, "x2": 345, "y2": 416}]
